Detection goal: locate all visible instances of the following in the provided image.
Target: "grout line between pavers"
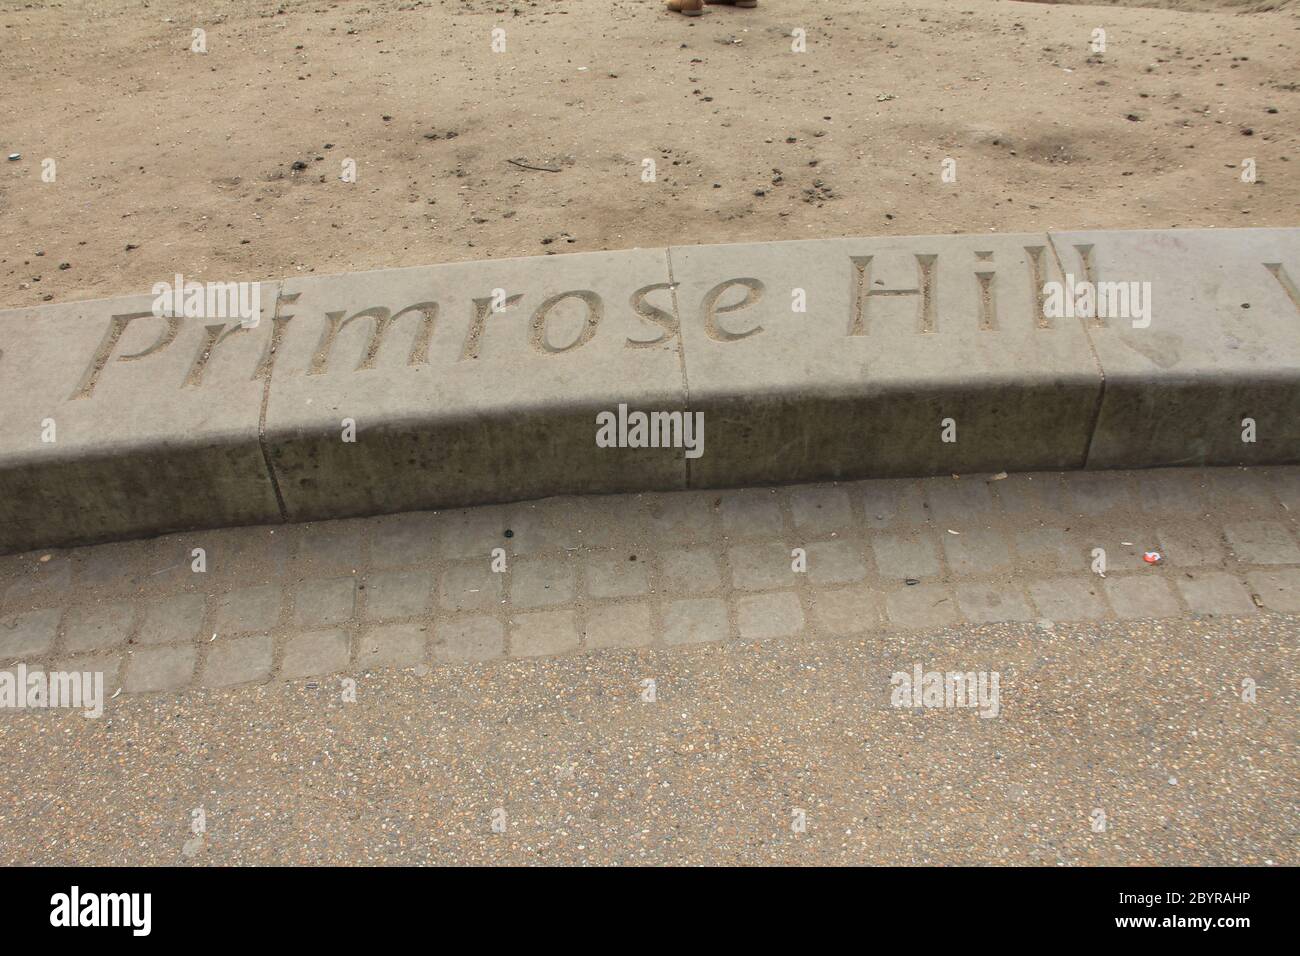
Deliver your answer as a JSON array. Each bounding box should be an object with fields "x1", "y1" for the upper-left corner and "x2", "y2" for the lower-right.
[
  {"x1": 22, "y1": 588, "x2": 1300, "y2": 701},
  {"x1": 11, "y1": 471, "x2": 1300, "y2": 698}
]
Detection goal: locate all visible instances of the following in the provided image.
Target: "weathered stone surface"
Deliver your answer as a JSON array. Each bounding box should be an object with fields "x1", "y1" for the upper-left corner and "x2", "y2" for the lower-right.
[
  {"x1": 1, "y1": 230, "x2": 1296, "y2": 553},
  {"x1": 3, "y1": 463, "x2": 1293, "y2": 697},
  {"x1": 262, "y1": 249, "x2": 687, "y2": 520},
  {"x1": 668, "y1": 234, "x2": 1103, "y2": 486},
  {"x1": 1049, "y1": 228, "x2": 1300, "y2": 468},
  {"x1": 202, "y1": 635, "x2": 274, "y2": 688},
  {"x1": 0, "y1": 288, "x2": 282, "y2": 552}
]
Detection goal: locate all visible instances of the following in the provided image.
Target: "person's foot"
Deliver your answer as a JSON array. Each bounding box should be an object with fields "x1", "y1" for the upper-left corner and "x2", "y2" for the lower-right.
[
  {"x1": 706, "y1": 0, "x2": 759, "y2": 7},
  {"x1": 666, "y1": 0, "x2": 704, "y2": 15}
]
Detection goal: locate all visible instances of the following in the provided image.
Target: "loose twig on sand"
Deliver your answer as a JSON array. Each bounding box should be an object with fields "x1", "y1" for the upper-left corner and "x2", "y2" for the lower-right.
[{"x1": 507, "y1": 158, "x2": 561, "y2": 173}]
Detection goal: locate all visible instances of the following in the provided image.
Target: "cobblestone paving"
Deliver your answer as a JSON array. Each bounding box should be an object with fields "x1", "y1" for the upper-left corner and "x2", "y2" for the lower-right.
[
  {"x1": 1, "y1": 466, "x2": 1298, "y2": 698},
  {"x1": 0, "y1": 465, "x2": 1297, "y2": 865}
]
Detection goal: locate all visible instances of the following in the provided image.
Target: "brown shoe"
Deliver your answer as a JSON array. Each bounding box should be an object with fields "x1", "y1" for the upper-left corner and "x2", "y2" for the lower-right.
[
  {"x1": 706, "y1": 0, "x2": 758, "y2": 7},
  {"x1": 666, "y1": 0, "x2": 704, "y2": 14}
]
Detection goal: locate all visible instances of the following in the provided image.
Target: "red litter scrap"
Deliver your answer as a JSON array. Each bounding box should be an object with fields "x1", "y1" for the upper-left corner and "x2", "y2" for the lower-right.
[{"x1": 1142, "y1": 551, "x2": 1162, "y2": 565}]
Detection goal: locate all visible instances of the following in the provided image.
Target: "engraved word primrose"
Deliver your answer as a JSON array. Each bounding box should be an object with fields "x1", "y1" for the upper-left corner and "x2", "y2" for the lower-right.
[{"x1": 58, "y1": 253, "x2": 1299, "y2": 400}]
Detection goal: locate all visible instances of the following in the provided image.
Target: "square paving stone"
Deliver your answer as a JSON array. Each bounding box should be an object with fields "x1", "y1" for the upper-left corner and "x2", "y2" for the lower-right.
[
  {"x1": 644, "y1": 492, "x2": 720, "y2": 543},
  {"x1": 0, "y1": 608, "x2": 61, "y2": 660},
  {"x1": 1026, "y1": 578, "x2": 1110, "y2": 621},
  {"x1": 582, "y1": 551, "x2": 651, "y2": 599},
  {"x1": 1223, "y1": 521, "x2": 1300, "y2": 565},
  {"x1": 1102, "y1": 536, "x2": 1163, "y2": 571},
  {"x1": 508, "y1": 497, "x2": 626, "y2": 552},
  {"x1": 1156, "y1": 526, "x2": 1226, "y2": 567},
  {"x1": 214, "y1": 585, "x2": 283, "y2": 633},
  {"x1": 994, "y1": 473, "x2": 1067, "y2": 518},
  {"x1": 1064, "y1": 472, "x2": 1137, "y2": 516},
  {"x1": 137, "y1": 594, "x2": 206, "y2": 645},
  {"x1": 805, "y1": 539, "x2": 870, "y2": 585},
  {"x1": 493, "y1": 500, "x2": 574, "y2": 555},
  {"x1": 1246, "y1": 569, "x2": 1300, "y2": 613},
  {"x1": 486, "y1": 504, "x2": 546, "y2": 556},
  {"x1": 663, "y1": 599, "x2": 729, "y2": 646},
  {"x1": 281, "y1": 629, "x2": 351, "y2": 679},
  {"x1": 72, "y1": 540, "x2": 147, "y2": 592},
  {"x1": 728, "y1": 541, "x2": 796, "y2": 591},
  {"x1": 53, "y1": 653, "x2": 123, "y2": 697},
  {"x1": 719, "y1": 489, "x2": 786, "y2": 538},
  {"x1": 140, "y1": 539, "x2": 209, "y2": 589},
  {"x1": 440, "y1": 561, "x2": 503, "y2": 612},
  {"x1": 510, "y1": 557, "x2": 576, "y2": 608},
  {"x1": 289, "y1": 519, "x2": 365, "y2": 571},
  {"x1": 1136, "y1": 470, "x2": 1209, "y2": 514},
  {"x1": 860, "y1": 479, "x2": 927, "y2": 530},
  {"x1": 510, "y1": 610, "x2": 579, "y2": 657},
  {"x1": 1205, "y1": 469, "x2": 1280, "y2": 513},
  {"x1": 434, "y1": 616, "x2": 505, "y2": 663},
  {"x1": 922, "y1": 478, "x2": 997, "y2": 526},
  {"x1": 1104, "y1": 576, "x2": 1183, "y2": 620},
  {"x1": 955, "y1": 584, "x2": 1034, "y2": 623},
  {"x1": 438, "y1": 507, "x2": 515, "y2": 559},
  {"x1": 180, "y1": 526, "x2": 290, "y2": 582},
  {"x1": 884, "y1": 584, "x2": 958, "y2": 628},
  {"x1": 1176, "y1": 572, "x2": 1258, "y2": 617},
  {"x1": 370, "y1": 512, "x2": 439, "y2": 567},
  {"x1": 3, "y1": 555, "x2": 72, "y2": 605},
  {"x1": 942, "y1": 529, "x2": 1013, "y2": 576},
  {"x1": 124, "y1": 645, "x2": 198, "y2": 693},
  {"x1": 871, "y1": 533, "x2": 941, "y2": 580},
  {"x1": 790, "y1": 485, "x2": 855, "y2": 536},
  {"x1": 1013, "y1": 528, "x2": 1088, "y2": 574},
  {"x1": 811, "y1": 587, "x2": 883, "y2": 635},
  {"x1": 585, "y1": 603, "x2": 654, "y2": 649},
  {"x1": 201, "y1": 635, "x2": 273, "y2": 688},
  {"x1": 293, "y1": 577, "x2": 358, "y2": 626},
  {"x1": 64, "y1": 603, "x2": 135, "y2": 654},
  {"x1": 661, "y1": 547, "x2": 723, "y2": 593},
  {"x1": 1261, "y1": 468, "x2": 1300, "y2": 512},
  {"x1": 363, "y1": 570, "x2": 432, "y2": 620},
  {"x1": 357, "y1": 623, "x2": 428, "y2": 668},
  {"x1": 735, "y1": 591, "x2": 805, "y2": 641}
]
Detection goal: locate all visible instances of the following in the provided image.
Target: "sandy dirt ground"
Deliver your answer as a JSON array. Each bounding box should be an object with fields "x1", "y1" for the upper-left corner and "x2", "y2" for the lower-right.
[{"x1": 0, "y1": 0, "x2": 1297, "y2": 307}]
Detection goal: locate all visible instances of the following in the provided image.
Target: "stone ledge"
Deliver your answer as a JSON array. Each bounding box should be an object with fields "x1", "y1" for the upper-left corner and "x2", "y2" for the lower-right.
[
  {"x1": 1048, "y1": 228, "x2": 1300, "y2": 468},
  {"x1": 0, "y1": 287, "x2": 282, "y2": 553},
  {"x1": 1, "y1": 228, "x2": 1296, "y2": 553}
]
